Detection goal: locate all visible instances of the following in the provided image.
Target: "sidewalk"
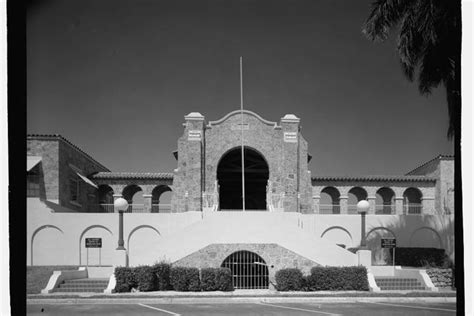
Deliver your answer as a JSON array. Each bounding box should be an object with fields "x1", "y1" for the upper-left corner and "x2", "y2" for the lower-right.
[{"x1": 27, "y1": 289, "x2": 457, "y2": 304}]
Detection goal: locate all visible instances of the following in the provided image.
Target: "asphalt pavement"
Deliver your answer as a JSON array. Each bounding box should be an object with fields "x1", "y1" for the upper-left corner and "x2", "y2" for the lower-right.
[{"x1": 27, "y1": 301, "x2": 457, "y2": 315}]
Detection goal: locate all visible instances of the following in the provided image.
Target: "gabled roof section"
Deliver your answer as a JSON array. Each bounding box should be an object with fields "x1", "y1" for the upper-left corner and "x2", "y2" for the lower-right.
[
  {"x1": 27, "y1": 134, "x2": 110, "y2": 171},
  {"x1": 311, "y1": 175, "x2": 436, "y2": 182},
  {"x1": 207, "y1": 110, "x2": 279, "y2": 128},
  {"x1": 406, "y1": 154, "x2": 454, "y2": 175},
  {"x1": 91, "y1": 172, "x2": 174, "y2": 180}
]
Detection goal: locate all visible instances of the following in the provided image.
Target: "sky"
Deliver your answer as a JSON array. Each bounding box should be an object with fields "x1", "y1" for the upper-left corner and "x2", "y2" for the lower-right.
[{"x1": 26, "y1": 0, "x2": 454, "y2": 176}]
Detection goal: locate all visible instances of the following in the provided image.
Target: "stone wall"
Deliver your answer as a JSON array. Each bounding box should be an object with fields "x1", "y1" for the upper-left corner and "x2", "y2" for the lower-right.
[{"x1": 173, "y1": 243, "x2": 320, "y2": 284}]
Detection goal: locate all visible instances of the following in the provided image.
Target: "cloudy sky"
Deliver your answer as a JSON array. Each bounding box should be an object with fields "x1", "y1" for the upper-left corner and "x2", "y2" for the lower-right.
[{"x1": 27, "y1": 0, "x2": 454, "y2": 176}]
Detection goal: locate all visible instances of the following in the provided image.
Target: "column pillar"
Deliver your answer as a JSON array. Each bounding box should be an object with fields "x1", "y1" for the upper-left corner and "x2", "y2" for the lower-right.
[
  {"x1": 339, "y1": 196, "x2": 348, "y2": 214},
  {"x1": 313, "y1": 195, "x2": 320, "y2": 214},
  {"x1": 367, "y1": 196, "x2": 376, "y2": 214},
  {"x1": 280, "y1": 114, "x2": 300, "y2": 212},
  {"x1": 143, "y1": 194, "x2": 152, "y2": 213},
  {"x1": 395, "y1": 197, "x2": 404, "y2": 215}
]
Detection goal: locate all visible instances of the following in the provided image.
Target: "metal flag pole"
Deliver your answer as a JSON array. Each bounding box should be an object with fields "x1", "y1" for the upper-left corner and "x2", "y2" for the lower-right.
[{"x1": 240, "y1": 56, "x2": 246, "y2": 212}]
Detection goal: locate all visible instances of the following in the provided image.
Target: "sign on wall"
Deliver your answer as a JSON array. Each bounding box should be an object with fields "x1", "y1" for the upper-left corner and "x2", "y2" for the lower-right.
[
  {"x1": 85, "y1": 238, "x2": 102, "y2": 248},
  {"x1": 284, "y1": 132, "x2": 297, "y2": 143},
  {"x1": 188, "y1": 130, "x2": 202, "y2": 141},
  {"x1": 231, "y1": 123, "x2": 250, "y2": 130},
  {"x1": 381, "y1": 238, "x2": 396, "y2": 248}
]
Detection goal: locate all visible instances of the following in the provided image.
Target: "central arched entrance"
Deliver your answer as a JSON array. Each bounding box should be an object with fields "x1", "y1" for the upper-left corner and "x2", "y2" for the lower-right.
[
  {"x1": 221, "y1": 250, "x2": 269, "y2": 289},
  {"x1": 217, "y1": 147, "x2": 269, "y2": 210}
]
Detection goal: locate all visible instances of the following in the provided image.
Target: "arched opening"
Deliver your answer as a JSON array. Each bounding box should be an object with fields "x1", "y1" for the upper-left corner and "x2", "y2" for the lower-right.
[
  {"x1": 123, "y1": 185, "x2": 143, "y2": 213},
  {"x1": 348, "y1": 187, "x2": 368, "y2": 214},
  {"x1": 221, "y1": 250, "x2": 269, "y2": 289},
  {"x1": 98, "y1": 185, "x2": 114, "y2": 212},
  {"x1": 320, "y1": 187, "x2": 340, "y2": 214},
  {"x1": 375, "y1": 187, "x2": 395, "y2": 214},
  {"x1": 403, "y1": 187, "x2": 423, "y2": 214},
  {"x1": 151, "y1": 185, "x2": 173, "y2": 213},
  {"x1": 217, "y1": 147, "x2": 269, "y2": 210},
  {"x1": 366, "y1": 227, "x2": 396, "y2": 265}
]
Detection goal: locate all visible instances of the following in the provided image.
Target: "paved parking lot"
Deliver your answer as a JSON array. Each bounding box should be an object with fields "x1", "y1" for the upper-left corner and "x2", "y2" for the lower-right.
[{"x1": 27, "y1": 301, "x2": 456, "y2": 315}]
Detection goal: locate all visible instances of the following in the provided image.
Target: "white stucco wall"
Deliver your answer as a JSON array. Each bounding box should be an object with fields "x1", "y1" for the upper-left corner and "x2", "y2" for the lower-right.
[{"x1": 28, "y1": 198, "x2": 454, "y2": 267}]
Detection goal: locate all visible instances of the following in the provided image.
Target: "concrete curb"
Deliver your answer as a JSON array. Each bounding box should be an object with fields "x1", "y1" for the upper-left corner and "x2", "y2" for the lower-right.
[{"x1": 27, "y1": 296, "x2": 456, "y2": 305}]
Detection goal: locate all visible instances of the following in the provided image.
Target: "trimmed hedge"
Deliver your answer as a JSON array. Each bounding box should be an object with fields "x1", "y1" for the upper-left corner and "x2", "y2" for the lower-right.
[
  {"x1": 275, "y1": 268, "x2": 304, "y2": 291},
  {"x1": 27, "y1": 266, "x2": 80, "y2": 294},
  {"x1": 306, "y1": 267, "x2": 369, "y2": 291},
  {"x1": 134, "y1": 266, "x2": 157, "y2": 292},
  {"x1": 114, "y1": 267, "x2": 136, "y2": 293},
  {"x1": 393, "y1": 248, "x2": 451, "y2": 268},
  {"x1": 151, "y1": 262, "x2": 172, "y2": 290},
  {"x1": 201, "y1": 268, "x2": 234, "y2": 291},
  {"x1": 170, "y1": 267, "x2": 201, "y2": 291}
]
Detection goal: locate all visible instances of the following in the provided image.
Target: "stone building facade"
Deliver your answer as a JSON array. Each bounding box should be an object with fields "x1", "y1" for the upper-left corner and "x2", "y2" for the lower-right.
[{"x1": 26, "y1": 110, "x2": 455, "y2": 290}]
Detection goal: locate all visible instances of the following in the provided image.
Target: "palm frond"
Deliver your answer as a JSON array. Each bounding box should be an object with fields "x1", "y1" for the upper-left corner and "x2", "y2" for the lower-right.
[{"x1": 362, "y1": 0, "x2": 410, "y2": 41}]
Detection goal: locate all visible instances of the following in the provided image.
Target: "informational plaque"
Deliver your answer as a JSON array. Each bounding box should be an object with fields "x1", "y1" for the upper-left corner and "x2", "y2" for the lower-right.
[
  {"x1": 188, "y1": 130, "x2": 202, "y2": 141},
  {"x1": 284, "y1": 132, "x2": 297, "y2": 143},
  {"x1": 85, "y1": 238, "x2": 102, "y2": 248},
  {"x1": 381, "y1": 238, "x2": 396, "y2": 248},
  {"x1": 231, "y1": 123, "x2": 249, "y2": 130}
]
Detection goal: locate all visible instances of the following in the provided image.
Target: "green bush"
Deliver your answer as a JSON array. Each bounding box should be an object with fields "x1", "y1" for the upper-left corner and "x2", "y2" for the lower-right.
[
  {"x1": 201, "y1": 268, "x2": 233, "y2": 291},
  {"x1": 114, "y1": 267, "x2": 136, "y2": 293},
  {"x1": 306, "y1": 266, "x2": 369, "y2": 291},
  {"x1": 27, "y1": 266, "x2": 80, "y2": 294},
  {"x1": 134, "y1": 266, "x2": 157, "y2": 292},
  {"x1": 393, "y1": 248, "x2": 451, "y2": 267},
  {"x1": 170, "y1": 267, "x2": 201, "y2": 291},
  {"x1": 275, "y1": 268, "x2": 304, "y2": 291},
  {"x1": 151, "y1": 262, "x2": 172, "y2": 291}
]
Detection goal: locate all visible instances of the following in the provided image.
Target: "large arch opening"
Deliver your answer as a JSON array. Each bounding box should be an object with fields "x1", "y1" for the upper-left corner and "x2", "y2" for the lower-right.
[
  {"x1": 217, "y1": 147, "x2": 269, "y2": 210},
  {"x1": 221, "y1": 250, "x2": 269, "y2": 289}
]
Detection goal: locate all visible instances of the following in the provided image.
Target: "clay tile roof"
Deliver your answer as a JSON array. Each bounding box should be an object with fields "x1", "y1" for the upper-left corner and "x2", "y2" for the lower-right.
[
  {"x1": 311, "y1": 175, "x2": 436, "y2": 182},
  {"x1": 27, "y1": 134, "x2": 109, "y2": 171},
  {"x1": 91, "y1": 172, "x2": 174, "y2": 180}
]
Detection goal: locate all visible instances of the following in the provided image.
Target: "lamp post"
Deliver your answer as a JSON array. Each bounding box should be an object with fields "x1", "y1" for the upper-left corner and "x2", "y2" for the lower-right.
[
  {"x1": 114, "y1": 197, "x2": 128, "y2": 250},
  {"x1": 357, "y1": 200, "x2": 370, "y2": 249}
]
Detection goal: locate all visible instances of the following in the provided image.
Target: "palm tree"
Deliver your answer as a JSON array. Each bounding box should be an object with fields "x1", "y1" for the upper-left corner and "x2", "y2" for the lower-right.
[{"x1": 362, "y1": 0, "x2": 461, "y2": 139}]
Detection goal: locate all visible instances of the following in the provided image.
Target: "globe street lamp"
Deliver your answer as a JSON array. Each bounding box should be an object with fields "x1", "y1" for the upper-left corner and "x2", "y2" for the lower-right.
[
  {"x1": 357, "y1": 200, "x2": 370, "y2": 249},
  {"x1": 114, "y1": 197, "x2": 128, "y2": 250}
]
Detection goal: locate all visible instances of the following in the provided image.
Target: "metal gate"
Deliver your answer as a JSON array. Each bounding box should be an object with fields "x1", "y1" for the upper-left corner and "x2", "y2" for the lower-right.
[{"x1": 221, "y1": 251, "x2": 269, "y2": 289}]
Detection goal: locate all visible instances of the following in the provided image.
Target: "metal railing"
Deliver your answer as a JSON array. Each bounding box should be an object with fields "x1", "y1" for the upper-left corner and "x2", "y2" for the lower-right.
[
  {"x1": 151, "y1": 204, "x2": 172, "y2": 213},
  {"x1": 318, "y1": 204, "x2": 340, "y2": 214},
  {"x1": 347, "y1": 205, "x2": 359, "y2": 215},
  {"x1": 405, "y1": 203, "x2": 422, "y2": 215},
  {"x1": 98, "y1": 203, "x2": 172, "y2": 213},
  {"x1": 375, "y1": 204, "x2": 395, "y2": 215}
]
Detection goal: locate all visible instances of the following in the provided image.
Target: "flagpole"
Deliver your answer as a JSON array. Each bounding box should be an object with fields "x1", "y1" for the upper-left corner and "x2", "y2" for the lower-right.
[{"x1": 240, "y1": 56, "x2": 245, "y2": 212}]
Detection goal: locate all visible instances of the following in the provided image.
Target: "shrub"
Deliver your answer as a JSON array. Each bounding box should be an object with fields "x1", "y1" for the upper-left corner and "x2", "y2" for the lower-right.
[
  {"x1": 170, "y1": 267, "x2": 201, "y2": 291},
  {"x1": 394, "y1": 248, "x2": 451, "y2": 267},
  {"x1": 275, "y1": 268, "x2": 304, "y2": 291},
  {"x1": 134, "y1": 266, "x2": 157, "y2": 292},
  {"x1": 306, "y1": 266, "x2": 369, "y2": 291},
  {"x1": 201, "y1": 268, "x2": 234, "y2": 291},
  {"x1": 114, "y1": 267, "x2": 136, "y2": 293},
  {"x1": 151, "y1": 262, "x2": 172, "y2": 291}
]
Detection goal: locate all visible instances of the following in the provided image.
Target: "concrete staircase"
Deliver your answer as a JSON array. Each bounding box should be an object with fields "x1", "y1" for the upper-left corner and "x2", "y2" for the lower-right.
[
  {"x1": 375, "y1": 277, "x2": 426, "y2": 291},
  {"x1": 53, "y1": 278, "x2": 109, "y2": 293}
]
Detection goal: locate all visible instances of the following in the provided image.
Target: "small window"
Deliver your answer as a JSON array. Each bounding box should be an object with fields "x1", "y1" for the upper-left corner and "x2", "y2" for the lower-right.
[
  {"x1": 69, "y1": 176, "x2": 80, "y2": 203},
  {"x1": 27, "y1": 171, "x2": 40, "y2": 197}
]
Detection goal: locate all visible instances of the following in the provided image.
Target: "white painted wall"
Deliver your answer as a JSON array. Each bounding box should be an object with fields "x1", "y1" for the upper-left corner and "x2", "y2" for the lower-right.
[{"x1": 27, "y1": 198, "x2": 455, "y2": 267}]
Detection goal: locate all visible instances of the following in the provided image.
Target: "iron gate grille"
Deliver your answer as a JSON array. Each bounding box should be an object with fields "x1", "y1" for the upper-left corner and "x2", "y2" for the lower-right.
[{"x1": 221, "y1": 251, "x2": 269, "y2": 289}]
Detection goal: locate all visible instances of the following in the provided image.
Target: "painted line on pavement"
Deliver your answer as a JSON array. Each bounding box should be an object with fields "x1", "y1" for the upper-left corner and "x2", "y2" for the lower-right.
[
  {"x1": 366, "y1": 302, "x2": 456, "y2": 312},
  {"x1": 137, "y1": 303, "x2": 181, "y2": 315},
  {"x1": 257, "y1": 302, "x2": 341, "y2": 315}
]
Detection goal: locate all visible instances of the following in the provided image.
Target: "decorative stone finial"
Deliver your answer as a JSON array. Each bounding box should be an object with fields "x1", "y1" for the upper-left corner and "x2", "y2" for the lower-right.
[
  {"x1": 281, "y1": 114, "x2": 300, "y2": 123},
  {"x1": 185, "y1": 112, "x2": 205, "y2": 121}
]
